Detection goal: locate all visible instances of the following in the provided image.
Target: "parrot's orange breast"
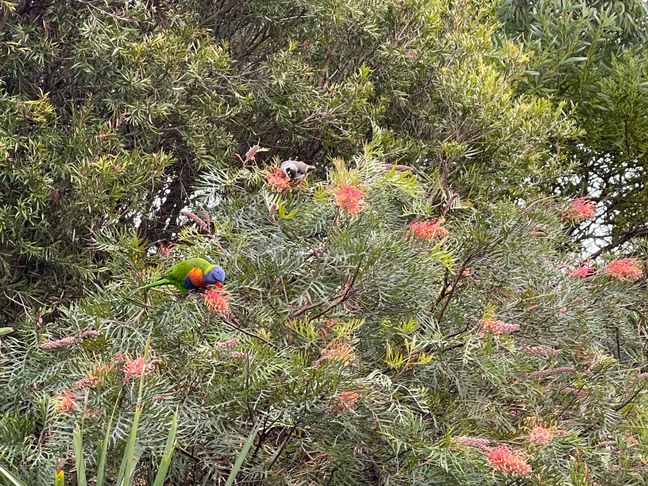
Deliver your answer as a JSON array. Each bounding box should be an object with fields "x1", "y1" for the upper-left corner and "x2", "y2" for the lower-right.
[{"x1": 187, "y1": 267, "x2": 206, "y2": 287}]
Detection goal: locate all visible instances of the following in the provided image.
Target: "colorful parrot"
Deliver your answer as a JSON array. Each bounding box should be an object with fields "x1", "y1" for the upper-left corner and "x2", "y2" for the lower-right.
[{"x1": 138, "y1": 257, "x2": 226, "y2": 293}]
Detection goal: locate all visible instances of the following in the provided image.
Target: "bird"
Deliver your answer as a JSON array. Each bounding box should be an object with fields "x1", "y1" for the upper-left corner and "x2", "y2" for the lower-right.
[
  {"x1": 280, "y1": 160, "x2": 316, "y2": 182},
  {"x1": 138, "y1": 257, "x2": 225, "y2": 293}
]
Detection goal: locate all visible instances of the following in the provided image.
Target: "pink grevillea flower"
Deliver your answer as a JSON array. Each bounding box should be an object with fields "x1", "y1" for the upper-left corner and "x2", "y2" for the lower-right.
[
  {"x1": 335, "y1": 390, "x2": 360, "y2": 411},
  {"x1": 569, "y1": 263, "x2": 596, "y2": 278},
  {"x1": 244, "y1": 144, "x2": 261, "y2": 163},
  {"x1": 214, "y1": 337, "x2": 240, "y2": 352},
  {"x1": 228, "y1": 351, "x2": 248, "y2": 359},
  {"x1": 72, "y1": 363, "x2": 112, "y2": 389},
  {"x1": 454, "y1": 436, "x2": 491, "y2": 450},
  {"x1": 522, "y1": 345, "x2": 562, "y2": 358},
  {"x1": 316, "y1": 340, "x2": 357, "y2": 366},
  {"x1": 40, "y1": 336, "x2": 79, "y2": 350},
  {"x1": 565, "y1": 197, "x2": 597, "y2": 222},
  {"x1": 266, "y1": 167, "x2": 291, "y2": 192},
  {"x1": 204, "y1": 288, "x2": 231, "y2": 317},
  {"x1": 80, "y1": 329, "x2": 100, "y2": 339},
  {"x1": 480, "y1": 319, "x2": 520, "y2": 336},
  {"x1": 40, "y1": 329, "x2": 101, "y2": 350},
  {"x1": 408, "y1": 220, "x2": 449, "y2": 241},
  {"x1": 604, "y1": 258, "x2": 643, "y2": 282},
  {"x1": 484, "y1": 445, "x2": 532, "y2": 477},
  {"x1": 625, "y1": 434, "x2": 639, "y2": 448},
  {"x1": 56, "y1": 389, "x2": 77, "y2": 414},
  {"x1": 528, "y1": 366, "x2": 576, "y2": 379},
  {"x1": 333, "y1": 184, "x2": 367, "y2": 215},
  {"x1": 72, "y1": 373, "x2": 100, "y2": 390},
  {"x1": 529, "y1": 425, "x2": 555, "y2": 446},
  {"x1": 319, "y1": 319, "x2": 337, "y2": 338},
  {"x1": 122, "y1": 354, "x2": 156, "y2": 383}
]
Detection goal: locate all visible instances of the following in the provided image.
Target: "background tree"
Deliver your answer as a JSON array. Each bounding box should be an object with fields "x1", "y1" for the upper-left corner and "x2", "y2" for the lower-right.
[
  {"x1": 498, "y1": 0, "x2": 648, "y2": 255},
  {"x1": 0, "y1": 0, "x2": 575, "y2": 324}
]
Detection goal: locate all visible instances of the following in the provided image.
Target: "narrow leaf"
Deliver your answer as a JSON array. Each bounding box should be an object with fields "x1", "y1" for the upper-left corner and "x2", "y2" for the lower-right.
[
  {"x1": 225, "y1": 422, "x2": 261, "y2": 486},
  {"x1": 152, "y1": 411, "x2": 178, "y2": 486},
  {"x1": 96, "y1": 390, "x2": 122, "y2": 486},
  {"x1": 0, "y1": 463, "x2": 27, "y2": 486},
  {"x1": 117, "y1": 334, "x2": 151, "y2": 485},
  {"x1": 73, "y1": 425, "x2": 87, "y2": 486}
]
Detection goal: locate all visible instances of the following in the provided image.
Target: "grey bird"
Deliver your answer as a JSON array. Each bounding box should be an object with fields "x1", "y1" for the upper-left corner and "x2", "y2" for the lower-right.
[{"x1": 280, "y1": 160, "x2": 316, "y2": 182}]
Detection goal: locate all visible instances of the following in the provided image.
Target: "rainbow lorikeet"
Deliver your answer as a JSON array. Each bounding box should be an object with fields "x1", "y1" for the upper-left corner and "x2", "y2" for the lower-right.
[{"x1": 138, "y1": 257, "x2": 225, "y2": 293}]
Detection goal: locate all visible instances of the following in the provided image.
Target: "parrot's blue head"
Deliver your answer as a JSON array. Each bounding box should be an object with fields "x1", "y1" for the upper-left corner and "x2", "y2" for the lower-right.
[{"x1": 205, "y1": 266, "x2": 226, "y2": 286}]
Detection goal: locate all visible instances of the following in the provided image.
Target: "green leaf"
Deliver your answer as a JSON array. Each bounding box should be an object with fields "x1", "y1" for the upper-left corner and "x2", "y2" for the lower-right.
[
  {"x1": 0, "y1": 463, "x2": 27, "y2": 486},
  {"x1": 225, "y1": 422, "x2": 261, "y2": 486},
  {"x1": 96, "y1": 390, "x2": 121, "y2": 486},
  {"x1": 0, "y1": 327, "x2": 14, "y2": 336},
  {"x1": 117, "y1": 334, "x2": 151, "y2": 485},
  {"x1": 562, "y1": 56, "x2": 588, "y2": 64},
  {"x1": 152, "y1": 411, "x2": 178, "y2": 486},
  {"x1": 73, "y1": 425, "x2": 87, "y2": 486}
]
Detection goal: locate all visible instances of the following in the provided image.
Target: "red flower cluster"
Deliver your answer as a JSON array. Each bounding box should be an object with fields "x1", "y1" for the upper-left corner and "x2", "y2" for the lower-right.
[
  {"x1": 204, "y1": 288, "x2": 231, "y2": 316},
  {"x1": 334, "y1": 184, "x2": 367, "y2": 215},
  {"x1": 565, "y1": 197, "x2": 597, "y2": 222},
  {"x1": 569, "y1": 263, "x2": 595, "y2": 278},
  {"x1": 122, "y1": 354, "x2": 156, "y2": 383},
  {"x1": 480, "y1": 319, "x2": 520, "y2": 336},
  {"x1": 335, "y1": 390, "x2": 360, "y2": 411},
  {"x1": 408, "y1": 220, "x2": 449, "y2": 241},
  {"x1": 604, "y1": 258, "x2": 643, "y2": 282},
  {"x1": 528, "y1": 425, "x2": 555, "y2": 446},
  {"x1": 266, "y1": 167, "x2": 291, "y2": 192},
  {"x1": 484, "y1": 445, "x2": 532, "y2": 476},
  {"x1": 56, "y1": 389, "x2": 77, "y2": 414}
]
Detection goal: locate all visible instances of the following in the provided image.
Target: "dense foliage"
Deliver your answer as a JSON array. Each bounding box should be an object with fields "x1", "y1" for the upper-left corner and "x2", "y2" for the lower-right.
[
  {"x1": 499, "y1": 0, "x2": 648, "y2": 254},
  {"x1": 0, "y1": 0, "x2": 647, "y2": 485}
]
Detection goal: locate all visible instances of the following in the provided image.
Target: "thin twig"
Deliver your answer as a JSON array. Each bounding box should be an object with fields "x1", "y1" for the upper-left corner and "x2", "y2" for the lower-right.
[
  {"x1": 614, "y1": 386, "x2": 645, "y2": 411},
  {"x1": 266, "y1": 423, "x2": 297, "y2": 471},
  {"x1": 308, "y1": 255, "x2": 365, "y2": 322}
]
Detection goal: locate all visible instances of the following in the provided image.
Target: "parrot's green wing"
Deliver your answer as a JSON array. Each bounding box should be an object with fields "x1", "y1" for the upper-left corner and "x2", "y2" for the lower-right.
[
  {"x1": 138, "y1": 257, "x2": 215, "y2": 293},
  {"x1": 166, "y1": 257, "x2": 213, "y2": 281}
]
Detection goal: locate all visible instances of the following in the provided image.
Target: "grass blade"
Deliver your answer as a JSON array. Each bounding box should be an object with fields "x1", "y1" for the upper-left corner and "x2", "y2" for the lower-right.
[
  {"x1": 152, "y1": 410, "x2": 178, "y2": 486},
  {"x1": 0, "y1": 463, "x2": 27, "y2": 486},
  {"x1": 96, "y1": 390, "x2": 121, "y2": 486},
  {"x1": 225, "y1": 421, "x2": 261, "y2": 486},
  {"x1": 117, "y1": 334, "x2": 151, "y2": 485},
  {"x1": 73, "y1": 425, "x2": 87, "y2": 486}
]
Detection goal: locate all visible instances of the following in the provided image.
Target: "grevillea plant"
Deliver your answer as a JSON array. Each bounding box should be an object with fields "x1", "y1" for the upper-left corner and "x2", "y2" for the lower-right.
[{"x1": 1, "y1": 153, "x2": 646, "y2": 484}]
